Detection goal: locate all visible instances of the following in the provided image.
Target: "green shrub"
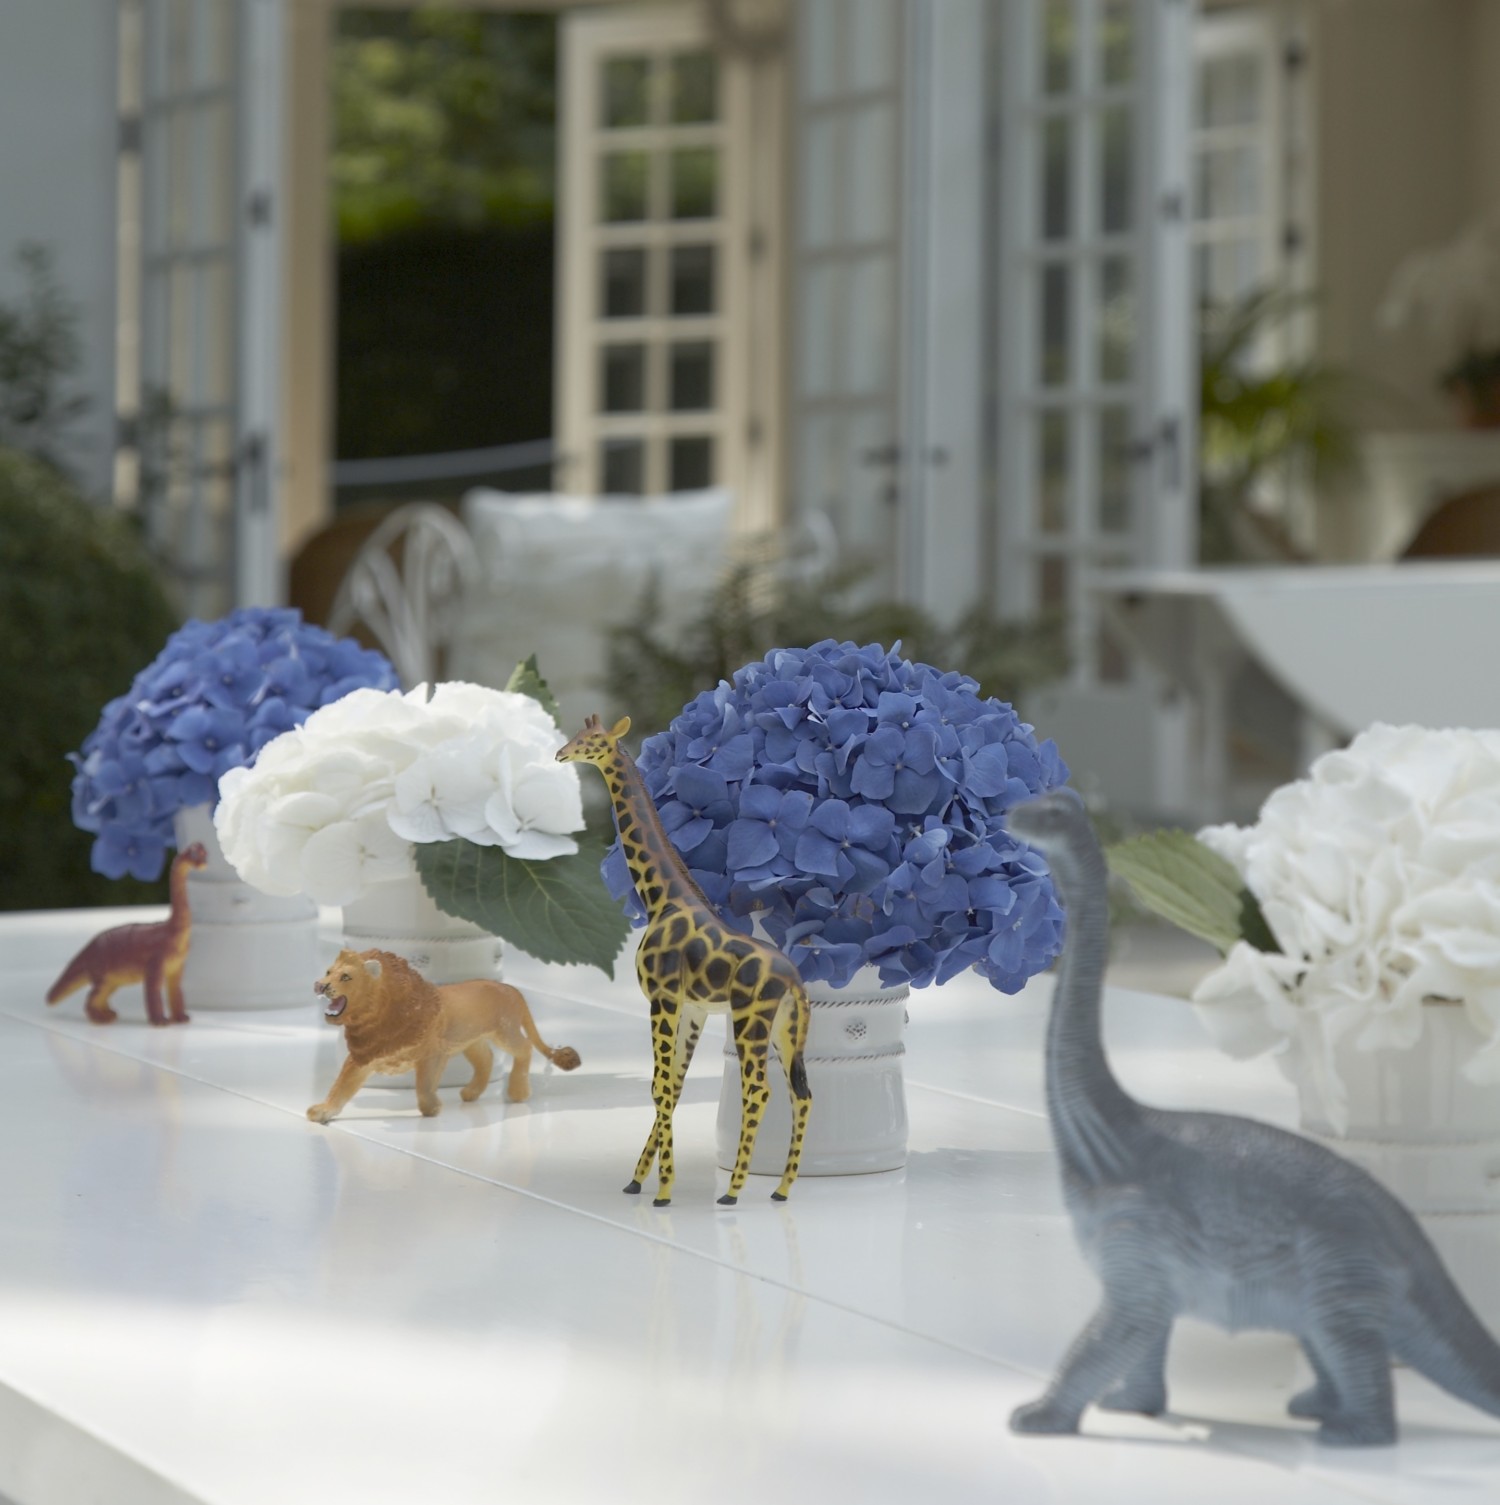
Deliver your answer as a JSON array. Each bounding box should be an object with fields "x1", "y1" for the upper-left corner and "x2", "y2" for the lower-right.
[
  {"x1": 0, "y1": 448, "x2": 179, "y2": 909},
  {"x1": 606, "y1": 549, "x2": 1069, "y2": 742}
]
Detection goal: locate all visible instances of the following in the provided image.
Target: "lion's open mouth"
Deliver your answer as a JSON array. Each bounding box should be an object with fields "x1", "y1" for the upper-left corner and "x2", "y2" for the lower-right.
[{"x1": 324, "y1": 995, "x2": 347, "y2": 1020}]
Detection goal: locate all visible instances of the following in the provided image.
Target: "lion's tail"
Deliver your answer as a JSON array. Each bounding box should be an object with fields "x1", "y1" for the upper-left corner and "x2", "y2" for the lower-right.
[{"x1": 517, "y1": 994, "x2": 581, "y2": 1071}]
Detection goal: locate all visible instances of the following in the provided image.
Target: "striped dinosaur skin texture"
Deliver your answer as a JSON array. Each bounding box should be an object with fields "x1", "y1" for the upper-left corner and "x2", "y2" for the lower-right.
[
  {"x1": 1008, "y1": 789, "x2": 1500, "y2": 1447},
  {"x1": 46, "y1": 843, "x2": 209, "y2": 1026},
  {"x1": 557, "y1": 714, "x2": 812, "y2": 1206}
]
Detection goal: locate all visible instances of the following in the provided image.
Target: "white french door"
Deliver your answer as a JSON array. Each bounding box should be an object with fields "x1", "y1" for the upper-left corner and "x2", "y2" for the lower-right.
[
  {"x1": 789, "y1": 0, "x2": 908, "y2": 598},
  {"x1": 996, "y1": 0, "x2": 1196, "y2": 680},
  {"x1": 120, "y1": 0, "x2": 284, "y2": 616},
  {"x1": 558, "y1": 5, "x2": 780, "y2": 525}
]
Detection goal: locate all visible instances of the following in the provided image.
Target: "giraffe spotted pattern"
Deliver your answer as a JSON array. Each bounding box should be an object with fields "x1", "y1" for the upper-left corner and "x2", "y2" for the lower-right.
[{"x1": 558, "y1": 714, "x2": 812, "y2": 1205}]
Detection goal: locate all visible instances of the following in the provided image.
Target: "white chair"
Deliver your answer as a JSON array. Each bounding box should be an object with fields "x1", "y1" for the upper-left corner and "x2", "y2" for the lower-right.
[{"x1": 327, "y1": 502, "x2": 480, "y2": 689}]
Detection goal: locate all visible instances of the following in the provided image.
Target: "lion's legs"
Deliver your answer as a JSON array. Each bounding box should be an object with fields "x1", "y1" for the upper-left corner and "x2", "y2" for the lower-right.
[
  {"x1": 307, "y1": 1058, "x2": 373, "y2": 1124},
  {"x1": 460, "y1": 1042, "x2": 494, "y2": 1102},
  {"x1": 504, "y1": 1039, "x2": 534, "y2": 1103},
  {"x1": 414, "y1": 1051, "x2": 446, "y2": 1117}
]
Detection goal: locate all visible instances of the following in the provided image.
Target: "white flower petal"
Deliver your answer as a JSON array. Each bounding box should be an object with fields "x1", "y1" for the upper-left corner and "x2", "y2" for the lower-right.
[{"x1": 298, "y1": 821, "x2": 369, "y2": 906}]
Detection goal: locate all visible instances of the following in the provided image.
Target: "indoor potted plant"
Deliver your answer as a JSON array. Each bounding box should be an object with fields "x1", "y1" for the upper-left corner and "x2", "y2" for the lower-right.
[
  {"x1": 1109, "y1": 722, "x2": 1500, "y2": 1219},
  {"x1": 68, "y1": 606, "x2": 399, "y2": 1006},
  {"x1": 1378, "y1": 213, "x2": 1500, "y2": 427},
  {"x1": 601, "y1": 638, "x2": 1070, "y2": 1173}
]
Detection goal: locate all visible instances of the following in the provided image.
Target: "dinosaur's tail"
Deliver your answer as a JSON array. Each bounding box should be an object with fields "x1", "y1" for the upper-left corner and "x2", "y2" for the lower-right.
[
  {"x1": 46, "y1": 954, "x2": 90, "y2": 1006},
  {"x1": 1391, "y1": 1233, "x2": 1500, "y2": 1418}
]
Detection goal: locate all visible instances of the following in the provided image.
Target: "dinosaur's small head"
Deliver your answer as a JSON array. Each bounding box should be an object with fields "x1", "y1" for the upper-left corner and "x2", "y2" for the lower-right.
[
  {"x1": 176, "y1": 842, "x2": 209, "y2": 871},
  {"x1": 556, "y1": 713, "x2": 630, "y2": 768},
  {"x1": 1006, "y1": 787, "x2": 1091, "y2": 855}
]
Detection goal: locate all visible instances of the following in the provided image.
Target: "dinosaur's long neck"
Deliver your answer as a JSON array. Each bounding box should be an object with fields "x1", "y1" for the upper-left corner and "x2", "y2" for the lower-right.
[
  {"x1": 167, "y1": 855, "x2": 194, "y2": 934},
  {"x1": 1045, "y1": 842, "x2": 1140, "y2": 1186},
  {"x1": 602, "y1": 747, "x2": 713, "y2": 919}
]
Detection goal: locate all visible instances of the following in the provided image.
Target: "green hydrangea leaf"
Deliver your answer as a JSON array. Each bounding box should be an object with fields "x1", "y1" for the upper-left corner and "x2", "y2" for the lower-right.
[
  {"x1": 1105, "y1": 830, "x2": 1279, "y2": 957},
  {"x1": 415, "y1": 837, "x2": 628, "y2": 977},
  {"x1": 505, "y1": 653, "x2": 561, "y2": 723}
]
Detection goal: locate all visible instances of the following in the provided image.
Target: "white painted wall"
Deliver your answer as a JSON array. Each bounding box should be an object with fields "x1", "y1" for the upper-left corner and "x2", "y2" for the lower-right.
[{"x1": 0, "y1": 1, "x2": 118, "y2": 499}]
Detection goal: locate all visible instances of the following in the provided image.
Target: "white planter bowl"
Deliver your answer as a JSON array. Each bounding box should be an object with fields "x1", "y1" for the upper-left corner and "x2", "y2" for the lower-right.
[
  {"x1": 174, "y1": 804, "x2": 320, "y2": 1010},
  {"x1": 716, "y1": 967, "x2": 910, "y2": 1177}
]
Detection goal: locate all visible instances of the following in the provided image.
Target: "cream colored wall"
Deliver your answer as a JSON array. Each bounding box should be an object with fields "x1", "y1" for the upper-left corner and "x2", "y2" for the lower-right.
[
  {"x1": 1313, "y1": 0, "x2": 1485, "y2": 429},
  {"x1": 282, "y1": 0, "x2": 335, "y2": 565}
]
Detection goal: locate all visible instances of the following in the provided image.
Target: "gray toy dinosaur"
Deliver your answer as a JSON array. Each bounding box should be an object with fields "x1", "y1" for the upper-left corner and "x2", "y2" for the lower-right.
[{"x1": 1007, "y1": 787, "x2": 1500, "y2": 1447}]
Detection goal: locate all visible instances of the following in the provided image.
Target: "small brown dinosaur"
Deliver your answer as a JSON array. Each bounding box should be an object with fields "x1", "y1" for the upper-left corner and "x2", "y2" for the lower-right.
[{"x1": 46, "y1": 842, "x2": 208, "y2": 1026}]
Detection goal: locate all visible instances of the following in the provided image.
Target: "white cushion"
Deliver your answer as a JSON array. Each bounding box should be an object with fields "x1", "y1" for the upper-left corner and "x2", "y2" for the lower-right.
[{"x1": 453, "y1": 488, "x2": 734, "y2": 731}]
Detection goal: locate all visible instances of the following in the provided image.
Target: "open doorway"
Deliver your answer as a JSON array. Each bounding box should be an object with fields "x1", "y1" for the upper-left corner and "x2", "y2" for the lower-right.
[
  {"x1": 290, "y1": 5, "x2": 561, "y2": 626},
  {"x1": 331, "y1": 8, "x2": 560, "y2": 505}
]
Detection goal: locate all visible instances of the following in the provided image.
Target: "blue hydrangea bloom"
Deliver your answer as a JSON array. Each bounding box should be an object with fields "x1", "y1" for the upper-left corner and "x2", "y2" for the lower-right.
[
  {"x1": 69, "y1": 607, "x2": 398, "y2": 883},
  {"x1": 603, "y1": 639, "x2": 1070, "y2": 991}
]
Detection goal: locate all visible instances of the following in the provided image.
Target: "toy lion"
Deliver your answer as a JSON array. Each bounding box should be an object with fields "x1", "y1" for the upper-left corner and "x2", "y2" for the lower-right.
[{"x1": 307, "y1": 948, "x2": 581, "y2": 1123}]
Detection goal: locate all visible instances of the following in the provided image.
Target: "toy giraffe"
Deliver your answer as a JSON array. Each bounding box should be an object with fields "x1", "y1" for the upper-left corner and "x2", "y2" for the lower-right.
[
  {"x1": 557, "y1": 714, "x2": 812, "y2": 1205},
  {"x1": 46, "y1": 842, "x2": 209, "y2": 1026}
]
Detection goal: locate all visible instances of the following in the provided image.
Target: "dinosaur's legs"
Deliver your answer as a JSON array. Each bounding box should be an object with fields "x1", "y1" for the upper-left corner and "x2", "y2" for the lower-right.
[
  {"x1": 143, "y1": 956, "x2": 167, "y2": 1027},
  {"x1": 84, "y1": 979, "x2": 119, "y2": 1024},
  {"x1": 460, "y1": 1042, "x2": 494, "y2": 1102},
  {"x1": 1098, "y1": 1327, "x2": 1170, "y2": 1416},
  {"x1": 165, "y1": 959, "x2": 189, "y2": 1024},
  {"x1": 1011, "y1": 1292, "x2": 1175, "y2": 1435},
  {"x1": 1288, "y1": 1343, "x2": 1340, "y2": 1421},
  {"x1": 1301, "y1": 1323, "x2": 1396, "y2": 1446}
]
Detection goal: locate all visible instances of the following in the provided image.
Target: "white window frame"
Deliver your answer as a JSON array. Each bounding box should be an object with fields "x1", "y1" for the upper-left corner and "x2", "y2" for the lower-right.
[
  {"x1": 119, "y1": 0, "x2": 284, "y2": 615},
  {"x1": 996, "y1": 0, "x2": 1197, "y2": 682},
  {"x1": 557, "y1": 4, "x2": 777, "y2": 522}
]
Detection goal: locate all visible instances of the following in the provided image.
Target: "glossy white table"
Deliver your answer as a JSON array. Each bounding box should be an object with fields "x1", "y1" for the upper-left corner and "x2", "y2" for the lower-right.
[{"x1": 2, "y1": 910, "x2": 1498, "y2": 1505}]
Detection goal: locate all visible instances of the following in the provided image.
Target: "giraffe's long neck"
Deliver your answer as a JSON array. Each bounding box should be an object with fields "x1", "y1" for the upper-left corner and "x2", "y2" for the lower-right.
[
  {"x1": 603, "y1": 748, "x2": 713, "y2": 920},
  {"x1": 1044, "y1": 841, "x2": 1141, "y2": 1187},
  {"x1": 167, "y1": 855, "x2": 194, "y2": 936}
]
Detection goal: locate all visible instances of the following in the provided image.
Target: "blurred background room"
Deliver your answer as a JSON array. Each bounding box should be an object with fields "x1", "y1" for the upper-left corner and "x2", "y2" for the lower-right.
[{"x1": 7, "y1": 0, "x2": 1500, "y2": 934}]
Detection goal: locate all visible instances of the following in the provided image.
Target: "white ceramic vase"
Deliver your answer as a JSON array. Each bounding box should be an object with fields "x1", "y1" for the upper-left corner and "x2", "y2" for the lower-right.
[
  {"x1": 340, "y1": 867, "x2": 501, "y2": 986},
  {"x1": 173, "y1": 803, "x2": 320, "y2": 1010},
  {"x1": 339, "y1": 861, "x2": 502, "y2": 1090},
  {"x1": 715, "y1": 967, "x2": 910, "y2": 1177},
  {"x1": 1291, "y1": 1004, "x2": 1500, "y2": 1216}
]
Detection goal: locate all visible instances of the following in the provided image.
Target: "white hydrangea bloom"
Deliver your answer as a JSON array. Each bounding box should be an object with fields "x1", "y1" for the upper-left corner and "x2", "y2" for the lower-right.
[
  {"x1": 1191, "y1": 724, "x2": 1500, "y2": 1132},
  {"x1": 214, "y1": 681, "x2": 584, "y2": 905}
]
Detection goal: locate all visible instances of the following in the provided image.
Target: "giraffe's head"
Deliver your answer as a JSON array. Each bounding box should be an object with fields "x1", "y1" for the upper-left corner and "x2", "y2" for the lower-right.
[{"x1": 556, "y1": 713, "x2": 631, "y2": 769}]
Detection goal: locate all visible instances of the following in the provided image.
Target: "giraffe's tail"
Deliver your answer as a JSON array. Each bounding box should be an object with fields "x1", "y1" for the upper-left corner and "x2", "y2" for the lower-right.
[{"x1": 788, "y1": 1050, "x2": 809, "y2": 1099}]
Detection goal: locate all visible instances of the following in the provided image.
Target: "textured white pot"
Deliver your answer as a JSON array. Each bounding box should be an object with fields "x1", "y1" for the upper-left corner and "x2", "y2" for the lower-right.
[
  {"x1": 173, "y1": 803, "x2": 320, "y2": 1010},
  {"x1": 715, "y1": 967, "x2": 910, "y2": 1177},
  {"x1": 339, "y1": 861, "x2": 502, "y2": 1089},
  {"x1": 340, "y1": 867, "x2": 501, "y2": 986},
  {"x1": 1292, "y1": 1004, "x2": 1500, "y2": 1216}
]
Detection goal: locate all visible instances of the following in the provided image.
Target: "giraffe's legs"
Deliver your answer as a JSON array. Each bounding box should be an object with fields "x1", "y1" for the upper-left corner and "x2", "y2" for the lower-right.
[
  {"x1": 720, "y1": 1000, "x2": 776, "y2": 1205},
  {"x1": 769, "y1": 986, "x2": 812, "y2": 1202},
  {"x1": 625, "y1": 1004, "x2": 704, "y2": 1199},
  {"x1": 626, "y1": 990, "x2": 685, "y2": 1204}
]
